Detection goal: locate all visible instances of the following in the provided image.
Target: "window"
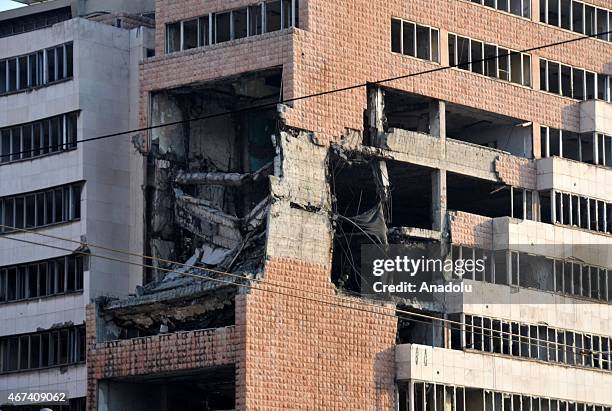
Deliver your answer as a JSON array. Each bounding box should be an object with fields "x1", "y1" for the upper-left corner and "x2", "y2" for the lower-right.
[
  {"x1": 0, "y1": 255, "x2": 84, "y2": 303},
  {"x1": 542, "y1": 0, "x2": 612, "y2": 44},
  {"x1": 166, "y1": 22, "x2": 181, "y2": 53},
  {"x1": 0, "y1": 325, "x2": 85, "y2": 373},
  {"x1": 0, "y1": 43, "x2": 73, "y2": 95},
  {"x1": 249, "y1": 4, "x2": 263, "y2": 36},
  {"x1": 266, "y1": 0, "x2": 282, "y2": 32},
  {"x1": 0, "y1": 183, "x2": 83, "y2": 233},
  {"x1": 0, "y1": 112, "x2": 78, "y2": 164},
  {"x1": 540, "y1": 58, "x2": 609, "y2": 101},
  {"x1": 233, "y1": 9, "x2": 248, "y2": 39},
  {"x1": 459, "y1": 314, "x2": 612, "y2": 373},
  {"x1": 448, "y1": 34, "x2": 531, "y2": 86},
  {"x1": 391, "y1": 19, "x2": 440, "y2": 63},
  {"x1": 165, "y1": 2, "x2": 299, "y2": 53},
  {"x1": 215, "y1": 12, "x2": 231, "y2": 43},
  {"x1": 182, "y1": 19, "x2": 199, "y2": 50},
  {"x1": 0, "y1": 7, "x2": 71, "y2": 39},
  {"x1": 471, "y1": 0, "x2": 530, "y2": 18}
]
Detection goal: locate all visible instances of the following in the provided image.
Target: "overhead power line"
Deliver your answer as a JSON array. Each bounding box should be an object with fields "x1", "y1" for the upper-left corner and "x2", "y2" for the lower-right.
[
  {"x1": 2, "y1": 223, "x2": 612, "y2": 356},
  {"x1": 1, "y1": 28, "x2": 611, "y2": 160}
]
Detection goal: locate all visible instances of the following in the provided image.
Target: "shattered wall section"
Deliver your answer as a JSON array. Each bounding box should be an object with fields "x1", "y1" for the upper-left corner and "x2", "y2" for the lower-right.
[
  {"x1": 495, "y1": 156, "x2": 537, "y2": 190},
  {"x1": 267, "y1": 130, "x2": 332, "y2": 266},
  {"x1": 448, "y1": 211, "x2": 494, "y2": 249}
]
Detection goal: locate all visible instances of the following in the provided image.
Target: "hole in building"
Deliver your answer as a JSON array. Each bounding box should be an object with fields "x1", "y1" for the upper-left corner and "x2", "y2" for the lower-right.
[
  {"x1": 397, "y1": 307, "x2": 445, "y2": 347},
  {"x1": 329, "y1": 152, "x2": 382, "y2": 293},
  {"x1": 446, "y1": 103, "x2": 532, "y2": 158},
  {"x1": 447, "y1": 173, "x2": 511, "y2": 217},
  {"x1": 146, "y1": 69, "x2": 282, "y2": 283},
  {"x1": 101, "y1": 287, "x2": 237, "y2": 340}
]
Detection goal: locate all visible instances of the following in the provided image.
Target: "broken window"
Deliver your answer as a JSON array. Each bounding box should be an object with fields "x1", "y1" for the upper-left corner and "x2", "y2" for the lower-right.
[
  {"x1": 0, "y1": 111, "x2": 78, "y2": 164},
  {"x1": 471, "y1": 0, "x2": 530, "y2": 17},
  {"x1": 585, "y1": 4, "x2": 596, "y2": 35},
  {"x1": 540, "y1": 58, "x2": 604, "y2": 101},
  {"x1": 182, "y1": 19, "x2": 198, "y2": 50},
  {"x1": 233, "y1": 8, "x2": 248, "y2": 39},
  {"x1": 0, "y1": 254, "x2": 84, "y2": 302},
  {"x1": 449, "y1": 34, "x2": 530, "y2": 86},
  {"x1": 0, "y1": 325, "x2": 85, "y2": 372},
  {"x1": 542, "y1": 0, "x2": 612, "y2": 43},
  {"x1": 249, "y1": 4, "x2": 263, "y2": 35},
  {"x1": 448, "y1": 173, "x2": 533, "y2": 219},
  {"x1": 391, "y1": 19, "x2": 439, "y2": 63},
  {"x1": 573, "y1": 68, "x2": 585, "y2": 99},
  {"x1": 266, "y1": 0, "x2": 282, "y2": 32},
  {"x1": 215, "y1": 12, "x2": 231, "y2": 43},
  {"x1": 0, "y1": 182, "x2": 83, "y2": 233},
  {"x1": 471, "y1": 40, "x2": 484, "y2": 74},
  {"x1": 460, "y1": 314, "x2": 612, "y2": 372},
  {"x1": 548, "y1": 0, "x2": 561, "y2": 25},
  {"x1": 166, "y1": 22, "x2": 181, "y2": 52},
  {"x1": 166, "y1": 2, "x2": 298, "y2": 53}
]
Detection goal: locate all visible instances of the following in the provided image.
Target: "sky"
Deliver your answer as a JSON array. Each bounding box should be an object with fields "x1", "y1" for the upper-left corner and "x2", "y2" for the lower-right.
[{"x1": 0, "y1": 0, "x2": 25, "y2": 12}]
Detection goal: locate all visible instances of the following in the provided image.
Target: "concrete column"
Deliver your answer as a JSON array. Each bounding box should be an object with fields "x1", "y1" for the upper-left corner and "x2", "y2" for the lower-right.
[
  {"x1": 533, "y1": 122, "x2": 542, "y2": 159},
  {"x1": 429, "y1": 100, "x2": 446, "y2": 140},
  {"x1": 432, "y1": 169, "x2": 447, "y2": 232},
  {"x1": 430, "y1": 100, "x2": 447, "y2": 233},
  {"x1": 368, "y1": 86, "x2": 385, "y2": 146}
]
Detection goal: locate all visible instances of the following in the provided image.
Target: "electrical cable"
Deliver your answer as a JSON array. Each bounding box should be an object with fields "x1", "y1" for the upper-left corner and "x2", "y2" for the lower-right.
[{"x1": 1, "y1": 224, "x2": 612, "y2": 357}]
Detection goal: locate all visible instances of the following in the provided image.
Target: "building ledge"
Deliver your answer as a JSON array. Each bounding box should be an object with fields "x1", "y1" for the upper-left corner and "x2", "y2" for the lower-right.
[
  {"x1": 537, "y1": 156, "x2": 612, "y2": 202},
  {"x1": 89, "y1": 326, "x2": 238, "y2": 380}
]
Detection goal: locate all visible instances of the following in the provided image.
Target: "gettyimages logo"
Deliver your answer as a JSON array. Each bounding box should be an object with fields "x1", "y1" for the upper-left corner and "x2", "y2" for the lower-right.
[
  {"x1": 362, "y1": 244, "x2": 484, "y2": 301},
  {"x1": 372, "y1": 255, "x2": 487, "y2": 278}
]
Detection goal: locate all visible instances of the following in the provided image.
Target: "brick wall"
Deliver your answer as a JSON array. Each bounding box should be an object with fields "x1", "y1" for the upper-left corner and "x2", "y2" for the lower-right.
[
  {"x1": 495, "y1": 156, "x2": 538, "y2": 189},
  {"x1": 449, "y1": 211, "x2": 494, "y2": 248},
  {"x1": 86, "y1": 325, "x2": 238, "y2": 409},
  {"x1": 237, "y1": 257, "x2": 398, "y2": 410}
]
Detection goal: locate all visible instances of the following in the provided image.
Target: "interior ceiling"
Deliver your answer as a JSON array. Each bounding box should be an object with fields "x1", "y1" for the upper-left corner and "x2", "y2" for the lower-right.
[
  {"x1": 383, "y1": 87, "x2": 525, "y2": 132},
  {"x1": 446, "y1": 103, "x2": 521, "y2": 130},
  {"x1": 165, "y1": 68, "x2": 282, "y2": 99}
]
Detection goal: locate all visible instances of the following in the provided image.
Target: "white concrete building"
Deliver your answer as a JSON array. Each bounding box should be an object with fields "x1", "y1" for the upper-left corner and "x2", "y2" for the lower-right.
[{"x1": 0, "y1": 2, "x2": 153, "y2": 408}]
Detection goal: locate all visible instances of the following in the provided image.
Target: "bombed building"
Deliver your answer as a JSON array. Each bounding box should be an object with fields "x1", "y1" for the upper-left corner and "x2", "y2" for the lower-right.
[{"x1": 77, "y1": 0, "x2": 612, "y2": 410}]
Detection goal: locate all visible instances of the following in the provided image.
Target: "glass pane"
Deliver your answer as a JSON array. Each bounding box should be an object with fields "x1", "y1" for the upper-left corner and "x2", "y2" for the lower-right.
[
  {"x1": 182, "y1": 19, "x2": 198, "y2": 49},
  {"x1": 391, "y1": 19, "x2": 401, "y2": 53},
  {"x1": 215, "y1": 12, "x2": 231, "y2": 43},
  {"x1": 402, "y1": 21, "x2": 415, "y2": 57},
  {"x1": 266, "y1": 0, "x2": 282, "y2": 32}
]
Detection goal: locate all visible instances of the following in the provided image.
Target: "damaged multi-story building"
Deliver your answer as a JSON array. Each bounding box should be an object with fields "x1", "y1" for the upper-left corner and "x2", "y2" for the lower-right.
[
  {"x1": 0, "y1": 0, "x2": 154, "y2": 409},
  {"x1": 80, "y1": 0, "x2": 612, "y2": 409}
]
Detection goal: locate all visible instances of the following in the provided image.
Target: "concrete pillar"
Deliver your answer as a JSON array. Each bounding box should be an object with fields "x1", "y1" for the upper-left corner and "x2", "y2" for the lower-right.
[
  {"x1": 368, "y1": 86, "x2": 385, "y2": 146},
  {"x1": 533, "y1": 122, "x2": 542, "y2": 159},
  {"x1": 429, "y1": 100, "x2": 446, "y2": 140},
  {"x1": 432, "y1": 169, "x2": 447, "y2": 232}
]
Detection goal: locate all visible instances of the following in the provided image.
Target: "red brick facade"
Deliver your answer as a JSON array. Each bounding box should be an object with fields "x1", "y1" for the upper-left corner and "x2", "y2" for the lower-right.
[
  {"x1": 449, "y1": 211, "x2": 494, "y2": 248},
  {"x1": 86, "y1": 259, "x2": 398, "y2": 410}
]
